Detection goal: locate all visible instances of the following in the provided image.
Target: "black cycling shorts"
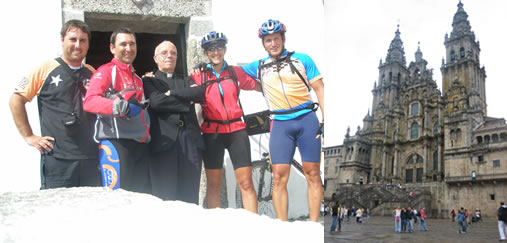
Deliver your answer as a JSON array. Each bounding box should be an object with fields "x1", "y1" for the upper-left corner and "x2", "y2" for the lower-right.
[{"x1": 202, "y1": 129, "x2": 251, "y2": 170}]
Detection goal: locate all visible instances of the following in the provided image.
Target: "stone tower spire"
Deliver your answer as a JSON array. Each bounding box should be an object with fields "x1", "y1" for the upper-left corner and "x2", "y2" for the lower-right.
[
  {"x1": 415, "y1": 42, "x2": 423, "y2": 63},
  {"x1": 385, "y1": 25, "x2": 406, "y2": 66},
  {"x1": 450, "y1": 0, "x2": 473, "y2": 40},
  {"x1": 373, "y1": 25, "x2": 409, "y2": 113}
]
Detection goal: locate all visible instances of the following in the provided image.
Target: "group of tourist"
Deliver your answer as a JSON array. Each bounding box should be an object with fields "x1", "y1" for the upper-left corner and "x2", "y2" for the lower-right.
[
  {"x1": 9, "y1": 19, "x2": 325, "y2": 222},
  {"x1": 328, "y1": 202, "x2": 371, "y2": 233},
  {"x1": 392, "y1": 206, "x2": 427, "y2": 233}
]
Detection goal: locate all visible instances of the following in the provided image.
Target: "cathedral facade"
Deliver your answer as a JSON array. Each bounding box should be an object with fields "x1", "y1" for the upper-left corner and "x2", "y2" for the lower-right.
[{"x1": 324, "y1": 1, "x2": 507, "y2": 217}]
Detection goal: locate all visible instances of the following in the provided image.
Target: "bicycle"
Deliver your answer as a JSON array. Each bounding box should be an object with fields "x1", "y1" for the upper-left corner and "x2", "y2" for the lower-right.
[{"x1": 235, "y1": 134, "x2": 306, "y2": 218}]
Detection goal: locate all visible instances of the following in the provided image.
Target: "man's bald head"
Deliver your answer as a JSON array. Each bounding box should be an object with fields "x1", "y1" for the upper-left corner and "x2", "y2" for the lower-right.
[{"x1": 154, "y1": 41, "x2": 178, "y2": 74}]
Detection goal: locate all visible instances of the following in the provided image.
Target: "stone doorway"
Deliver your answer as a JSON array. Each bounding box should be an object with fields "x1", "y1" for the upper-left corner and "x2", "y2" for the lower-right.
[{"x1": 85, "y1": 14, "x2": 187, "y2": 76}]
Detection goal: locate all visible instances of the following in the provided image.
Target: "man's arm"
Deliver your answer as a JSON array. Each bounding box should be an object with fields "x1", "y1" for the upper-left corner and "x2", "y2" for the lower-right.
[
  {"x1": 9, "y1": 93, "x2": 54, "y2": 154},
  {"x1": 143, "y1": 77, "x2": 190, "y2": 112},
  {"x1": 311, "y1": 78, "x2": 324, "y2": 140},
  {"x1": 169, "y1": 77, "x2": 205, "y2": 102}
]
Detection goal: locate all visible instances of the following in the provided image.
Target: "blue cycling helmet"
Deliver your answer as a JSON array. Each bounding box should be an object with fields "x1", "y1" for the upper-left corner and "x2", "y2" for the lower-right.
[
  {"x1": 201, "y1": 31, "x2": 228, "y2": 50},
  {"x1": 258, "y1": 19, "x2": 286, "y2": 38}
]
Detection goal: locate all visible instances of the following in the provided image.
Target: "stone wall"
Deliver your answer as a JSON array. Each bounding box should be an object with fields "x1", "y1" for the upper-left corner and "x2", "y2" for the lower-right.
[{"x1": 61, "y1": 0, "x2": 212, "y2": 73}]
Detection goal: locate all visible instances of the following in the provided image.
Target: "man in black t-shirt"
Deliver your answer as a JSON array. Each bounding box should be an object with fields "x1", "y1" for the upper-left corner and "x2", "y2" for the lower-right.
[{"x1": 9, "y1": 20, "x2": 100, "y2": 189}]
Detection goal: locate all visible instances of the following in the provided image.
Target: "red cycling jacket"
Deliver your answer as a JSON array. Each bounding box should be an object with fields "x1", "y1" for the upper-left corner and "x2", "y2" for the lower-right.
[
  {"x1": 191, "y1": 64, "x2": 257, "y2": 134},
  {"x1": 83, "y1": 58, "x2": 150, "y2": 143}
]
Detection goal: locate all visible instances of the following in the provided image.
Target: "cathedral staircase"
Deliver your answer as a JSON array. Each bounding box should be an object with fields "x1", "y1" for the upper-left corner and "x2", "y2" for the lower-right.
[{"x1": 331, "y1": 184, "x2": 432, "y2": 216}]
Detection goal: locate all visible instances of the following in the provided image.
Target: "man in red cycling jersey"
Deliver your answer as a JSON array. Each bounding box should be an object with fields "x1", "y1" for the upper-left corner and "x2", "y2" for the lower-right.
[{"x1": 83, "y1": 27, "x2": 150, "y2": 193}]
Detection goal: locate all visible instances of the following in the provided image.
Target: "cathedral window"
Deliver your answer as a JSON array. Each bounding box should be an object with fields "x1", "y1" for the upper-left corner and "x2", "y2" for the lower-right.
[
  {"x1": 450, "y1": 50, "x2": 456, "y2": 61},
  {"x1": 456, "y1": 129, "x2": 462, "y2": 143},
  {"x1": 416, "y1": 155, "x2": 423, "y2": 163},
  {"x1": 416, "y1": 168, "x2": 423, "y2": 182},
  {"x1": 460, "y1": 47, "x2": 465, "y2": 58},
  {"x1": 397, "y1": 73, "x2": 401, "y2": 82},
  {"x1": 433, "y1": 123, "x2": 438, "y2": 136},
  {"x1": 389, "y1": 72, "x2": 392, "y2": 82},
  {"x1": 408, "y1": 157, "x2": 414, "y2": 164},
  {"x1": 476, "y1": 136, "x2": 483, "y2": 144},
  {"x1": 326, "y1": 159, "x2": 329, "y2": 165},
  {"x1": 410, "y1": 103, "x2": 419, "y2": 116},
  {"x1": 410, "y1": 122, "x2": 419, "y2": 139},
  {"x1": 484, "y1": 135, "x2": 490, "y2": 144},
  {"x1": 406, "y1": 169, "x2": 413, "y2": 183},
  {"x1": 324, "y1": 167, "x2": 328, "y2": 174},
  {"x1": 335, "y1": 167, "x2": 339, "y2": 173},
  {"x1": 492, "y1": 134, "x2": 499, "y2": 143},
  {"x1": 433, "y1": 151, "x2": 438, "y2": 170},
  {"x1": 501, "y1": 133, "x2": 507, "y2": 142},
  {"x1": 493, "y1": 160, "x2": 500, "y2": 167}
]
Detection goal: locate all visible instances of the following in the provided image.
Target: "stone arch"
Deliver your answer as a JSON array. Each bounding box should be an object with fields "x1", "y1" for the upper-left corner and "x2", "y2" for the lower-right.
[
  {"x1": 492, "y1": 134, "x2": 499, "y2": 143},
  {"x1": 484, "y1": 135, "x2": 490, "y2": 144}
]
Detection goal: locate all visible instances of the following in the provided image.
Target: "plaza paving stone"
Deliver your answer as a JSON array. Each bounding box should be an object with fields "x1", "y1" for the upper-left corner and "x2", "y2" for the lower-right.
[{"x1": 324, "y1": 215, "x2": 501, "y2": 243}]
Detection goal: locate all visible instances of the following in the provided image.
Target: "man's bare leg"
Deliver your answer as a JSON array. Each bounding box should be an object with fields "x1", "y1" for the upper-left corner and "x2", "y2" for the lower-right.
[
  {"x1": 272, "y1": 164, "x2": 291, "y2": 221},
  {"x1": 303, "y1": 162, "x2": 323, "y2": 222}
]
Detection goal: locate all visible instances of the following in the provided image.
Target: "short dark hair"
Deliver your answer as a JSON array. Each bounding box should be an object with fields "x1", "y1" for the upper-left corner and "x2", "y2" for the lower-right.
[
  {"x1": 60, "y1": 19, "x2": 91, "y2": 40},
  {"x1": 110, "y1": 27, "x2": 136, "y2": 45}
]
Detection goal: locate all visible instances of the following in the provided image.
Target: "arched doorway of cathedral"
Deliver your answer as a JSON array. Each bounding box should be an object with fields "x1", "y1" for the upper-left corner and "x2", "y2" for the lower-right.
[{"x1": 405, "y1": 154, "x2": 424, "y2": 183}]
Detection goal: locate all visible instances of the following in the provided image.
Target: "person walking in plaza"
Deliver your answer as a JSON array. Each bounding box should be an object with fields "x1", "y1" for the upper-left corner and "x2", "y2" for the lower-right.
[
  {"x1": 413, "y1": 207, "x2": 418, "y2": 224},
  {"x1": 9, "y1": 19, "x2": 101, "y2": 189},
  {"x1": 83, "y1": 27, "x2": 151, "y2": 193},
  {"x1": 457, "y1": 208, "x2": 467, "y2": 234},
  {"x1": 143, "y1": 40, "x2": 205, "y2": 203},
  {"x1": 191, "y1": 31, "x2": 259, "y2": 213},
  {"x1": 498, "y1": 202, "x2": 507, "y2": 241},
  {"x1": 406, "y1": 207, "x2": 414, "y2": 232},
  {"x1": 393, "y1": 206, "x2": 401, "y2": 233},
  {"x1": 356, "y1": 208, "x2": 363, "y2": 223},
  {"x1": 330, "y1": 202, "x2": 341, "y2": 233},
  {"x1": 400, "y1": 207, "x2": 408, "y2": 232},
  {"x1": 451, "y1": 208, "x2": 456, "y2": 222},
  {"x1": 419, "y1": 207, "x2": 428, "y2": 231},
  {"x1": 242, "y1": 19, "x2": 324, "y2": 222}
]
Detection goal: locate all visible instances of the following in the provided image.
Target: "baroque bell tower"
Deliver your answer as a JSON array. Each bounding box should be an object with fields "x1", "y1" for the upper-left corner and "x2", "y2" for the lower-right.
[{"x1": 441, "y1": 0, "x2": 486, "y2": 150}]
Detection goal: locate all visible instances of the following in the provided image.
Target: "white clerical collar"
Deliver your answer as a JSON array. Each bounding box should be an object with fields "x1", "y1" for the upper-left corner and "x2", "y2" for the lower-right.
[{"x1": 167, "y1": 73, "x2": 173, "y2": 78}]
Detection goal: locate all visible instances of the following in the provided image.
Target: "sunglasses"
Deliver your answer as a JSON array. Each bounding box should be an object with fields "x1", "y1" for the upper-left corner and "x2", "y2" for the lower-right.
[{"x1": 207, "y1": 46, "x2": 225, "y2": 52}]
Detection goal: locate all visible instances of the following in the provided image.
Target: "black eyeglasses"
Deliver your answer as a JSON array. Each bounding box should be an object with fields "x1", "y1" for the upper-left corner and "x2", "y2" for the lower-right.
[{"x1": 207, "y1": 46, "x2": 225, "y2": 52}]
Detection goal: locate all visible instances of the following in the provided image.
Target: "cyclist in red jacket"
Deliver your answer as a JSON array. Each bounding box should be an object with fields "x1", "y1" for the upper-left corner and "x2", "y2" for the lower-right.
[
  {"x1": 191, "y1": 31, "x2": 261, "y2": 213},
  {"x1": 83, "y1": 27, "x2": 150, "y2": 193}
]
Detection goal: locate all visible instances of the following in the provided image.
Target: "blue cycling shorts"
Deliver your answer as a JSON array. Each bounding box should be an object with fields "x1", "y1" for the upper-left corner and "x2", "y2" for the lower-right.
[{"x1": 269, "y1": 111, "x2": 321, "y2": 164}]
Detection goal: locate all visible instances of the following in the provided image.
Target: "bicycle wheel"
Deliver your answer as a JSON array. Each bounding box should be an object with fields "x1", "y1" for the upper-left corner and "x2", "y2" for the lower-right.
[{"x1": 236, "y1": 160, "x2": 276, "y2": 218}]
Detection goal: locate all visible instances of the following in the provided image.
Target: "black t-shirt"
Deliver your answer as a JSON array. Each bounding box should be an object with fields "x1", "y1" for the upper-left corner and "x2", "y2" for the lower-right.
[{"x1": 16, "y1": 58, "x2": 98, "y2": 159}]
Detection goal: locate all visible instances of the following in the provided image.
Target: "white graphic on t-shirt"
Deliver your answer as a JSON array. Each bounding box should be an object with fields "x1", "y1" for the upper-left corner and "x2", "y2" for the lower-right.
[{"x1": 50, "y1": 75, "x2": 63, "y2": 87}]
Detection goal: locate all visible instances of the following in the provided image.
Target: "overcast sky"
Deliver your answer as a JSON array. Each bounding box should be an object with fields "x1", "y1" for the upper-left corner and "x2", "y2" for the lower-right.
[{"x1": 324, "y1": 0, "x2": 507, "y2": 146}]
